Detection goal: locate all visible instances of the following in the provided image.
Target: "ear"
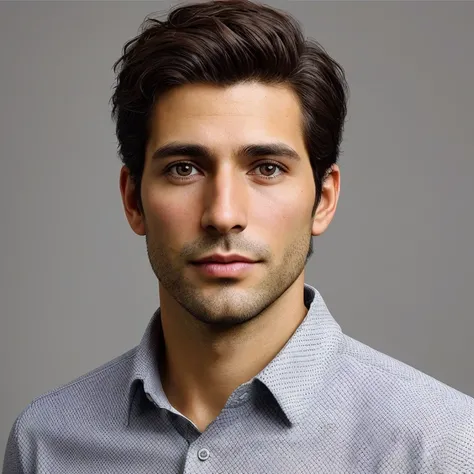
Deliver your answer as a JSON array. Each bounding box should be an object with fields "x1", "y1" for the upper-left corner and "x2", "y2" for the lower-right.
[
  {"x1": 312, "y1": 164, "x2": 340, "y2": 236},
  {"x1": 119, "y1": 165, "x2": 146, "y2": 236}
]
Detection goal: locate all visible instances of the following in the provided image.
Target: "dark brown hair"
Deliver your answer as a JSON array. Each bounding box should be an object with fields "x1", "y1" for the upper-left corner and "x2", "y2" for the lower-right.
[{"x1": 110, "y1": 0, "x2": 348, "y2": 262}]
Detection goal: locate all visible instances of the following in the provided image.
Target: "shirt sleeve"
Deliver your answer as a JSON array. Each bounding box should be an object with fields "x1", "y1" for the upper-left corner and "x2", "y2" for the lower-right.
[
  {"x1": 2, "y1": 415, "x2": 26, "y2": 474},
  {"x1": 438, "y1": 411, "x2": 474, "y2": 472}
]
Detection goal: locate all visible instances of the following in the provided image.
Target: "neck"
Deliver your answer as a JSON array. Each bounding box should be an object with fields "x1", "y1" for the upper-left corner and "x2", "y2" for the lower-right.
[{"x1": 156, "y1": 276, "x2": 308, "y2": 431}]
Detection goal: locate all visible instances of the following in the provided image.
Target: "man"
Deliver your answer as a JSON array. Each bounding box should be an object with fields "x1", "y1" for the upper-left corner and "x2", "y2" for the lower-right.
[{"x1": 3, "y1": 0, "x2": 474, "y2": 472}]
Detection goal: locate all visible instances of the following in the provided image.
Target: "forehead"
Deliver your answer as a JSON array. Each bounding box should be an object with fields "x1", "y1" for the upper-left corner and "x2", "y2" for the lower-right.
[{"x1": 146, "y1": 82, "x2": 306, "y2": 156}]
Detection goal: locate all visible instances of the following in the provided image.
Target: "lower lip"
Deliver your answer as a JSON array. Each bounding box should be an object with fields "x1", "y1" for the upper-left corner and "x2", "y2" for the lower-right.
[{"x1": 192, "y1": 262, "x2": 256, "y2": 277}]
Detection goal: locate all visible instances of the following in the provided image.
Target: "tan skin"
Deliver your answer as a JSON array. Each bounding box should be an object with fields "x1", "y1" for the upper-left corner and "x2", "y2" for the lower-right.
[{"x1": 120, "y1": 81, "x2": 340, "y2": 433}]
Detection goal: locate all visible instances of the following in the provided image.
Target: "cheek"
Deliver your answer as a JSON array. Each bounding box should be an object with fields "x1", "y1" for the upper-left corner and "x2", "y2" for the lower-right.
[
  {"x1": 252, "y1": 187, "x2": 311, "y2": 246},
  {"x1": 255, "y1": 184, "x2": 311, "y2": 225},
  {"x1": 144, "y1": 187, "x2": 196, "y2": 237}
]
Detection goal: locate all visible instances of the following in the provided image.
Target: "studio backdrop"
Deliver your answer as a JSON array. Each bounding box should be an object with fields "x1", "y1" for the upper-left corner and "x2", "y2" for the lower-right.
[{"x1": 1, "y1": 0, "x2": 473, "y2": 461}]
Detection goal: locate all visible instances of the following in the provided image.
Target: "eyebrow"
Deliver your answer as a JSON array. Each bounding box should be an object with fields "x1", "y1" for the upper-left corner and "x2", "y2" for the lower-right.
[{"x1": 151, "y1": 142, "x2": 301, "y2": 162}]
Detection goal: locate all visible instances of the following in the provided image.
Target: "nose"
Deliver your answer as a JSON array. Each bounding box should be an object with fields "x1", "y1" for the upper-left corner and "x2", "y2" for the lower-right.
[{"x1": 200, "y1": 167, "x2": 248, "y2": 235}]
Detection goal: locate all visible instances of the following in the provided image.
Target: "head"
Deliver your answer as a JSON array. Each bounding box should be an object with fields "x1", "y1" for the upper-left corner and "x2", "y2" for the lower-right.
[{"x1": 113, "y1": 0, "x2": 348, "y2": 328}]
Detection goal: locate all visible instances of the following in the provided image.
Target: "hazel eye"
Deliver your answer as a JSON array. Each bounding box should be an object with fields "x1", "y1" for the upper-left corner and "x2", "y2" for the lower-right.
[
  {"x1": 165, "y1": 160, "x2": 286, "y2": 181},
  {"x1": 253, "y1": 162, "x2": 285, "y2": 178},
  {"x1": 167, "y1": 163, "x2": 199, "y2": 178}
]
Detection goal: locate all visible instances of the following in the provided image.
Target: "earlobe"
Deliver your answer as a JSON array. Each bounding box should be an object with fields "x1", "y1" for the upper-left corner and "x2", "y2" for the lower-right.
[
  {"x1": 311, "y1": 165, "x2": 340, "y2": 237},
  {"x1": 311, "y1": 211, "x2": 330, "y2": 237},
  {"x1": 119, "y1": 166, "x2": 146, "y2": 236},
  {"x1": 130, "y1": 211, "x2": 146, "y2": 237}
]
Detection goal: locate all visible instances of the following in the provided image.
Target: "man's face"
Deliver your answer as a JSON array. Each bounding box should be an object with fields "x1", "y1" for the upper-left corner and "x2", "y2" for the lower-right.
[{"x1": 128, "y1": 82, "x2": 326, "y2": 328}]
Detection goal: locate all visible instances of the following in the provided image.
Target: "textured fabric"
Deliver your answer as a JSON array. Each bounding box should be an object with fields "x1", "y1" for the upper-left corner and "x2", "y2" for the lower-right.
[{"x1": 3, "y1": 283, "x2": 474, "y2": 473}]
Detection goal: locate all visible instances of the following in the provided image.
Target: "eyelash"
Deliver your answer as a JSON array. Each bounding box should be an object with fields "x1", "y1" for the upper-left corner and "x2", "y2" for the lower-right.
[{"x1": 164, "y1": 161, "x2": 286, "y2": 181}]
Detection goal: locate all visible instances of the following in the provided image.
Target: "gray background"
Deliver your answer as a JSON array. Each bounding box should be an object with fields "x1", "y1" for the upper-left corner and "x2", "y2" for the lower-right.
[{"x1": 1, "y1": 0, "x2": 473, "y2": 461}]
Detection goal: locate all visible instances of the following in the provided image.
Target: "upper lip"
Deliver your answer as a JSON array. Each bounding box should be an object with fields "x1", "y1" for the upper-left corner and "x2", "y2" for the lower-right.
[{"x1": 193, "y1": 254, "x2": 257, "y2": 264}]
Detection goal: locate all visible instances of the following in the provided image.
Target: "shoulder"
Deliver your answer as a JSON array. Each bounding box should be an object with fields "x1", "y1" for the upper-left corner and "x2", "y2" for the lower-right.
[
  {"x1": 338, "y1": 335, "x2": 474, "y2": 469},
  {"x1": 23, "y1": 346, "x2": 136, "y2": 420},
  {"x1": 341, "y1": 334, "x2": 474, "y2": 408},
  {"x1": 2, "y1": 347, "x2": 137, "y2": 472}
]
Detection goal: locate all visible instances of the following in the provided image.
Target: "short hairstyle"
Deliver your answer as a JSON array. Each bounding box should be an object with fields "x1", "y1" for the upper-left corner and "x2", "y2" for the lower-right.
[{"x1": 110, "y1": 0, "x2": 349, "y2": 262}]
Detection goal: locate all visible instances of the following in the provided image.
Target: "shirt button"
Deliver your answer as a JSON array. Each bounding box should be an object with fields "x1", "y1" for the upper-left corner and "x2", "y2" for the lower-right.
[
  {"x1": 239, "y1": 393, "x2": 249, "y2": 400},
  {"x1": 145, "y1": 392, "x2": 153, "y2": 402},
  {"x1": 198, "y1": 448, "x2": 210, "y2": 461}
]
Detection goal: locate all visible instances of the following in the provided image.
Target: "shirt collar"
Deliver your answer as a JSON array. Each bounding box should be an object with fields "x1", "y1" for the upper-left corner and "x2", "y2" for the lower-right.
[{"x1": 124, "y1": 283, "x2": 343, "y2": 427}]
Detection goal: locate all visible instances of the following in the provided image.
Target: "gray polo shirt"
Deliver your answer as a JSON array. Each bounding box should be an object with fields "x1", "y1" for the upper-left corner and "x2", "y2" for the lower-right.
[{"x1": 3, "y1": 283, "x2": 474, "y2": 473}]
